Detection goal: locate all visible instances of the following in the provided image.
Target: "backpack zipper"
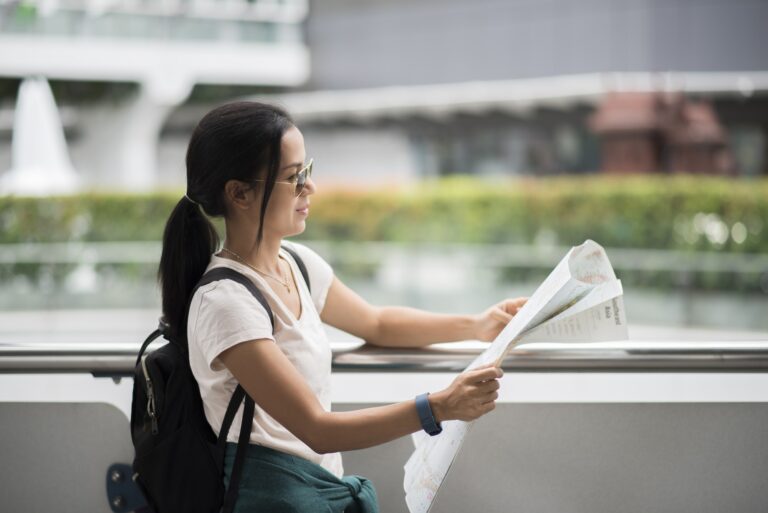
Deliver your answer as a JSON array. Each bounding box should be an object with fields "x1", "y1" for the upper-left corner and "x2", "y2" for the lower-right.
[{"x1": 140, "y1": 354, "x2": 159, "y2": 435}]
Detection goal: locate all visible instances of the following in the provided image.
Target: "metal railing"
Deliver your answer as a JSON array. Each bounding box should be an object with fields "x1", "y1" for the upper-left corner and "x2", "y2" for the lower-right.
[{"x1": 1, "y1": 340, "x2": 768, "y2": 375}]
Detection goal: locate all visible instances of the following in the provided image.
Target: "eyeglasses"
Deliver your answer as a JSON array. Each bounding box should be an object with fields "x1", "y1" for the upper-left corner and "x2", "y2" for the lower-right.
[{"x1": 250, "y1": 158, "x2": 313, "y2": 197}]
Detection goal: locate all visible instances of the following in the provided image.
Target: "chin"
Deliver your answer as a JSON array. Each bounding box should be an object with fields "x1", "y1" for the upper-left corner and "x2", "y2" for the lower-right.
[{"x1": 287, "y1": 221, "x2": 306, "y2": 237}]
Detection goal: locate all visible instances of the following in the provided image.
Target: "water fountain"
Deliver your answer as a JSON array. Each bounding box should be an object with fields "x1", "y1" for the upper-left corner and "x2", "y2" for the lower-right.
[{"x1": 0, "y1": 77, "x2": 80, "y2": 196}]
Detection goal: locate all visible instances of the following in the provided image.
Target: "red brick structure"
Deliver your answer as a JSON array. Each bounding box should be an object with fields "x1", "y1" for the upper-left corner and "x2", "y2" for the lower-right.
[
  {"x1": 591, "y1": 92, "x2": 732, "y2": 175},
  {"x1": 667, "y1": 100, "x2": 732, "y2": 174}
]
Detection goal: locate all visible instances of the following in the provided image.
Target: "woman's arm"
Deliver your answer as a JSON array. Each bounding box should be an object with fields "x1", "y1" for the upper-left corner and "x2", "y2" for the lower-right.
[
  {"x1": 320, "y1": 276, "x2": 527, "y2": 348},
  {"x1": 218, "y1": 338, "x2": 501, "y2": 454}
]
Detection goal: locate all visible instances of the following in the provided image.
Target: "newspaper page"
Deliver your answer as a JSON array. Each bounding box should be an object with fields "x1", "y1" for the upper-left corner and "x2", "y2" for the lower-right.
[
  {"x1": 403, "y1": 240, "x2": 628, "y2": 513},
  {"x1": 521, "y1": 280, "x2": 627, "y2": 343}
]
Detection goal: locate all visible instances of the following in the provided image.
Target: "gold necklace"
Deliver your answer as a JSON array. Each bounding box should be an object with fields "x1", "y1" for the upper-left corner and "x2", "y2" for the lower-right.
[{"x1": 220, "y1": 247, "x2": 291, "y2": 293}]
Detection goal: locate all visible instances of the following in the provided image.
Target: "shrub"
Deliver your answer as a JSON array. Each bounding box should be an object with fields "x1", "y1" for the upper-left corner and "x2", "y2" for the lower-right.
[{"x1": 0, "y1": 176, "x2": 765, "y2": 252}]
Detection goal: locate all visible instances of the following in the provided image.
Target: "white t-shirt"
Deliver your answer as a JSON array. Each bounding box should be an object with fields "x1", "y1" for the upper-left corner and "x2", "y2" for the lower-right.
[{"x1": 187, "y1": 241, "x2": 343, "y2": 478}]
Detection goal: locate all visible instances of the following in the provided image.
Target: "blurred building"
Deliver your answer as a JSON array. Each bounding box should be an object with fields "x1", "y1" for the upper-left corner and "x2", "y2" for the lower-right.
[
  {"x1": 591, "y1": 92, "x2": 732, "y2": 175},
  {"x1": 276, "y1": 0, "x2": 768, "y2": 185},
  {"x1": 0, "y1": 0, "x2": 767, "y2": 190},
  {"x1": 0, "y1": 0, "x2": 310, "y2": 190}
]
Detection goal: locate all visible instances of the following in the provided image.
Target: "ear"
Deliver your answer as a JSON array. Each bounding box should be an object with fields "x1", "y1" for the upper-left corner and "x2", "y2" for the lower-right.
[{"x1": 223, "y1": 179, "x2": 255, "y2": 211}]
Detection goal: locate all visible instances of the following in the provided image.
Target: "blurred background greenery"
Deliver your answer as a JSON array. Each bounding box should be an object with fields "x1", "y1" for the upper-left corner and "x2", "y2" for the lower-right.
[
  {"x1": 1, "y1": 175, "x2": 766, "y2": 330},
  {"x1": 3, "y1": 176, "x2": 765, "y2": 252}
]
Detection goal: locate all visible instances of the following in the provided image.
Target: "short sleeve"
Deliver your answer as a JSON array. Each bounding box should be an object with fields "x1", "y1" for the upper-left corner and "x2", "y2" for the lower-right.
[
  {"x1": 189, "y1": 279, "x2": 275, "y2": 370},
  {"x1": 283, "y1": 241, "x2": 334, "y2": 314}
]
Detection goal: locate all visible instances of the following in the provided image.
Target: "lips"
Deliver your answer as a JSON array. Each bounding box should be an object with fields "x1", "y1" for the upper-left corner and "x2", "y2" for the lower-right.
[{"x1": 296, "y1": 205, "x2": 309, "y2": 215}]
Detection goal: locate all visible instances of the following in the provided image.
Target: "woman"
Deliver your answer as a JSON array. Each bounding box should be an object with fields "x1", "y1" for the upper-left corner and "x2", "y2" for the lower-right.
[{"x1": 158, "y1": 101, "x2": 526, "y2": 512}]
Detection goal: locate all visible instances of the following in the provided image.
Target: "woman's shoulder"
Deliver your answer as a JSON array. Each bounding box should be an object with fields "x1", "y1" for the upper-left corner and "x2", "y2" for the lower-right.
[
  {"x1": 281, "y1": 241, "x2": 332, "y2": 274},
  {"x1": 282, "y1": 240, "x2": 322, "y2": 262},
  {"x1": 187, "y1": 264, "x2": 274, "y2": 355},
  {"x1": 190, "y1": 258, "x2": 273, "y2": 320}
]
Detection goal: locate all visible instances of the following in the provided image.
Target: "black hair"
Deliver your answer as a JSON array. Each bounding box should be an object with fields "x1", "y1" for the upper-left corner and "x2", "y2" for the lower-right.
[{"x1": 158, "y1": 101, "x2": 294, "y2": 343}]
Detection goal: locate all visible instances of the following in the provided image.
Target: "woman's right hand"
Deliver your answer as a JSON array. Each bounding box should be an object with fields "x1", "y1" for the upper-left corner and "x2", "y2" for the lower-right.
[{"x1": 429, "y1": 365, "x2": 503, "y2": 422}]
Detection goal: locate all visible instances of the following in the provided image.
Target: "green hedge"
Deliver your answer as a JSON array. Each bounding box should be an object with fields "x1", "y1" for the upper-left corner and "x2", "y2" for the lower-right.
[
  {"x1": 303, "y1": 176, "x2": 768, "y2": 253},
  {"x1": 1, "y1": 176, "x2": 766, "y2": 252}
]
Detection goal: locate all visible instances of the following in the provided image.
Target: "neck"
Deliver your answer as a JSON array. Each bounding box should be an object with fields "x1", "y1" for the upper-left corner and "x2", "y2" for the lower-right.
[{"x1": 222, "y1": 221, "x2": 283, "y2": 275}]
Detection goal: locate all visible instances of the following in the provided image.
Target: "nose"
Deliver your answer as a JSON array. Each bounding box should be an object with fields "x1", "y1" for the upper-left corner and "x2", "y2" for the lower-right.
[{"x1": 302, "y1": 175, "x2": 317, "y2": 196}]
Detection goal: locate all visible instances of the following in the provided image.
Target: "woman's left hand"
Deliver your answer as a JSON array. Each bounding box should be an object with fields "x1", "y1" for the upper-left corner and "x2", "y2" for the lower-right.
[{"x1": 474, "y1": 297, "x2": 528, "y2": 342}]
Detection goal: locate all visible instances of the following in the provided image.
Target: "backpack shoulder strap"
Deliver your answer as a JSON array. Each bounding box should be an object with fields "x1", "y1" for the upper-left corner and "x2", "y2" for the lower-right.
[
  {"x1": 281, "y1": 244, "x2": 311, "y2": 294},
  {"x1": 221, "y1": 391, "x2": 254, "y2": 513},
  {"x1": 134, "y1": 327, "x2": 164, "y2": 367},
  {"x1": 194, "y1": 267, "x2": 275, "y2": 330},
  {"x1": 186, "y1": 267, "x2": 274, "y2": 444},
  {"x1": 193, "y1": 267, "x2": 270, "y2": 513}
]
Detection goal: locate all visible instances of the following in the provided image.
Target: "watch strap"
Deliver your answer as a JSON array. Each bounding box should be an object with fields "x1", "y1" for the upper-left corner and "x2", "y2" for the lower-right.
[{"x1": 415, "y1": 392, "x2": 443, "y2": 436}]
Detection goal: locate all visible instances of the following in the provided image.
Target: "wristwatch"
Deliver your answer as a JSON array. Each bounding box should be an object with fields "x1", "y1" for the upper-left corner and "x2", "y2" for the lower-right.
[{"x1": 415, "y1": 393, "x2": 443, "y2": 436}]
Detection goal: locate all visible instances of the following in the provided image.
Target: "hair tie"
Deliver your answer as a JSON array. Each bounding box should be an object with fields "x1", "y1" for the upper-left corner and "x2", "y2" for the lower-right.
[{"x1": 183, "y1": 193, "x2": 200, "y2": 206}]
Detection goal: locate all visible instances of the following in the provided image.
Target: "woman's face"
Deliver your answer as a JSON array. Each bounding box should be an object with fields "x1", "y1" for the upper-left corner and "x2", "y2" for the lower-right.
[{"x1": 260, "y1": 125, "x2": 315, "y2": 239}]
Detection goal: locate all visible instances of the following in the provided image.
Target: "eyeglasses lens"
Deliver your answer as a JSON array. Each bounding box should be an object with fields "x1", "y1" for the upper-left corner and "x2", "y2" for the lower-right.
[{"x1": 295, "y1": 160, "x2": 312, "y2": 196}]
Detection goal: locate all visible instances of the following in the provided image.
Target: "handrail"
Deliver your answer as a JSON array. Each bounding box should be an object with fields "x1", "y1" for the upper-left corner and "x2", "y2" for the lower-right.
[{"x1": 1, "y1": 340, "x2": 768, "y2": 375}]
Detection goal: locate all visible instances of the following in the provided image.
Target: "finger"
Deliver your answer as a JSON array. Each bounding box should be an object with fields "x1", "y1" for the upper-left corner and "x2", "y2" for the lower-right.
[
  {"x1": 475, "y1": 384, "x2": 499, "y2": 400},
  {"x1": 473, "y1": 378, "x2": 500, "y2": 392},
  {"x1": 490, "y1": 308, "x2": 513, "y2": 324},
  {"x1": 473, "y1": 388, "x2": 499, "y2": 403},
  {"x1": 477, "y1": 379, "x2": 500, "y2": 392},
  {"x1": 480, "y1": 401, "x2": 496, "y2": 414},
  {"x1": 504, "y1": 297, "x2": 528, "y2": 312},
  {"x1": 468, "y1": 366, "x2": 503, "y2": 382},
  {"x1": 471, "y1": 366, "x2": 503, "y2": 380}
]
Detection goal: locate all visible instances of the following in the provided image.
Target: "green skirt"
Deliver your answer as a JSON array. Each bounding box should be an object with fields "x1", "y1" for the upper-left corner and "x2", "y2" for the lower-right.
[{"x1": 224, "y1": 443, "x2": 379, "y2": 513}]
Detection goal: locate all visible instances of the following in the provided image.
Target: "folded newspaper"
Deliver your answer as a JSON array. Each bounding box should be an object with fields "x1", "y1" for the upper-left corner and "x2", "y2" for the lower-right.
[{"x1": 403, "y1": 240, "x2": 628, "y2": 513}]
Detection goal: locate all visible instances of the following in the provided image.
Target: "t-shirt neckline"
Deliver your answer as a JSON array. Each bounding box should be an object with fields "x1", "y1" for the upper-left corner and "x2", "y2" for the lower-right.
[{"x1": 209, "y1": 249, "x2": 308, "y2": 325}]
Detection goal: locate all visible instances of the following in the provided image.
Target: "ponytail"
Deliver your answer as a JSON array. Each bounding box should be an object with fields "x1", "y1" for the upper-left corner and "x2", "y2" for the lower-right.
[{"x1": 158, "y1": 196, "x2": 219, "y2": 343}]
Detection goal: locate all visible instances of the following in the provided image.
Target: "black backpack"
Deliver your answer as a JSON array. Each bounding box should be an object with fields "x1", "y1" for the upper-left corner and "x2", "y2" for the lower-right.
[{"x1": 131, "y1": 246, "x2": 310, "y2": 513}]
